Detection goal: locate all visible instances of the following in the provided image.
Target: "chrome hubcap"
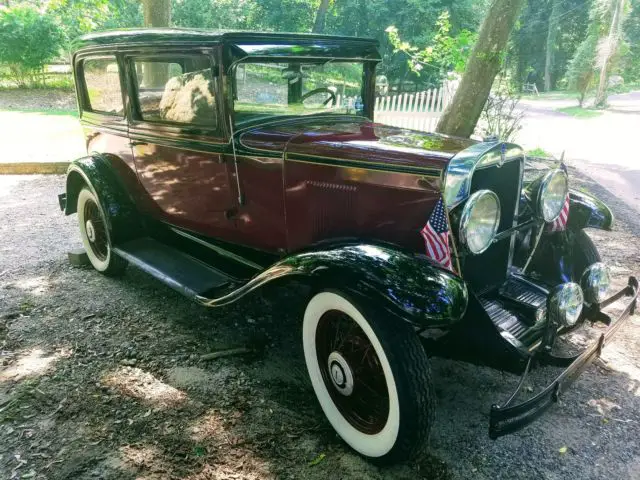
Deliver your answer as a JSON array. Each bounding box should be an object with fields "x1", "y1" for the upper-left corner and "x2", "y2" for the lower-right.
[
  {"x1": 85, "y1": 220, "x2": 96, "y2": 242},
  {"x1": 327, "y1": 351, "x2": 354, "y2": 396}
]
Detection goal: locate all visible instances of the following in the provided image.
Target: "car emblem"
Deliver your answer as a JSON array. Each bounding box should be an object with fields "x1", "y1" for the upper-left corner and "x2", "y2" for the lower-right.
[{"x1": 499, "y1": 142, "x2": 506, "y2": 167}]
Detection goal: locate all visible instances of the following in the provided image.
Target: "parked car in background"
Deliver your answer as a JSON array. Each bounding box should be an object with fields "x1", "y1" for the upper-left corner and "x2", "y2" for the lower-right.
[{"x1": 58, "y1": 29, "x2": 638, "y2": 464}]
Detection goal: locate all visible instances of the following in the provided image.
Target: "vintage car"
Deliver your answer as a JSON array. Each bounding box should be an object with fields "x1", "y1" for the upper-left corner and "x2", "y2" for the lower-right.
[{"x1": 58, "y1": 29, "x2": 638, "y2": 464}]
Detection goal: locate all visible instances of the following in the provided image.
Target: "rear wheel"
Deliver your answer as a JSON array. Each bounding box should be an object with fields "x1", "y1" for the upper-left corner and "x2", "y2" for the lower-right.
[
  {"x1": 77, "y1": 188, "x2": 127, "y2": 276},
  {"x1": 302, "y1": 291, "x2": 435, "y2": 464}
]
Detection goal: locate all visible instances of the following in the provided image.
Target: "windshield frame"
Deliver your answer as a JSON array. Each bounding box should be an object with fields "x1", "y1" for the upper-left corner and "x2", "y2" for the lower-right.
[{"x1": 228, "y1": 57, "x2": 377, "y2": 127}]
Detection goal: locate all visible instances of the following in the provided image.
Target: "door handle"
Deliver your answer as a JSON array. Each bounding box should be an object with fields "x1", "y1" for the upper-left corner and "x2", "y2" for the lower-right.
[{"x1": 129, "y1": 140, "x2": 148, "y2": 147}]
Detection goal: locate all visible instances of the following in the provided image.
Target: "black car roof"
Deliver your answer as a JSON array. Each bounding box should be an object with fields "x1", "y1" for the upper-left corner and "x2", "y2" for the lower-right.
[{"x1": 73, "y1": 28, "x2": 381, "y2": 62}]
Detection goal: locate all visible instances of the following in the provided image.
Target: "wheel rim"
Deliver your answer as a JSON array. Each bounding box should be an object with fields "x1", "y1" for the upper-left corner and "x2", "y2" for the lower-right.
[
  {"x1": 83, "y1": 198, "x2": 109, "y2": 262},
  {"x1": 315, "y1": 310, "x2": 390, "y2": 435}
]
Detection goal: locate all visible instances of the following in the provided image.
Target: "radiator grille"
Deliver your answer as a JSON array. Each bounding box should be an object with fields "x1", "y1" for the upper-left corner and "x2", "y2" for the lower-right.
[{"x1": 461, "y1": 158, "x2": 523, "y2": 292}]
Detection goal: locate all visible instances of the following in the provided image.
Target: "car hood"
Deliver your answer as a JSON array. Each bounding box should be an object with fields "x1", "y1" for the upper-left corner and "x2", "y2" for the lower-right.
[{"x1": 239, "y1": 118, "x2": 477, "y2": 174}]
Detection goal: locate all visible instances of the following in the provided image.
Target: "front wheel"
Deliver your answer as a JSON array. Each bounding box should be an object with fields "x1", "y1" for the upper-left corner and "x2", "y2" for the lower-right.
[
  {"x1": 302, "y1": 291, "x2": 435, "y2": 464},
  {"x1": 77, "y1": 187, "x2": 127, "y2": 276}
]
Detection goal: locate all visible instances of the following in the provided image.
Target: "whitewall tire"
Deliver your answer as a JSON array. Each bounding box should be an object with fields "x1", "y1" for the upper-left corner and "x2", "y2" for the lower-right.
[
  {"x1": 77, "y1": 187, "x2": 127, "y2": 276},
  {"x1": 303, "y1": 291, "x2": 435, "y2": 463}
]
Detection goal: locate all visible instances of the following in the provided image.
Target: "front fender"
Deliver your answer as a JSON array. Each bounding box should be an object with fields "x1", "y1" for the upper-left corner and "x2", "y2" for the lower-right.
[
  {"x1": 64, "y1": 154, "x2": 142, "y2": 243},
  {"x1": 199, "y1": 243, "x2": 468, "y2": 329},
  {"x1": 568, "y1": 189, "x2": 614, "y2": 231}
]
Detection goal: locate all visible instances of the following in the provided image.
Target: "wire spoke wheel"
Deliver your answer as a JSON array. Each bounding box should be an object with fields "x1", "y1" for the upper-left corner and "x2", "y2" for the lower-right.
[
  {"x1": 303, "y1": 291, "x2": 435, "y2": 463},
  {"x1": 77, "y1": 187, "x2": 127, "y2": 276},
  {"x1": 316, "y1": 310, "x2": 390, "y2": 434},
  {"x1": 83, "y1": 198, "x2": 109, "y2": 261}
]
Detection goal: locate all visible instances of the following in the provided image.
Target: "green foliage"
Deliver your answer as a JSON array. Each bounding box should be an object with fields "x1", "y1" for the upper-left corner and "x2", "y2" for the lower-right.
[
  {"x1": 566, "y1": 33, "x2": 598, "y2": 106},
  {"x1": 476, "y1": 78, "x2": 524, "y2": 142},
  {"x1": 620, "y1": 0, "x2": 640, "y2": 82},
  {"x1": 557, "y1": 105, "x2": 603, "y2": 117},
  {"x1": 172, "y1": 0, "x2": 252, "y2": 29},
  {"x1": 47, "y1": 0, "x2": 142, "y2": 47},
  {"x1": 527, "y1": 147, "x2": 553, "y2": 158},
  {"x1": 386, "y1": 11, "x2": 477, "y2": 85},
  {"x1": 0, "y1": 6, "x2": 64, "y2": 87},
  {"x1": 512, "y1": 0, "x2": 591, "y2": 91}
]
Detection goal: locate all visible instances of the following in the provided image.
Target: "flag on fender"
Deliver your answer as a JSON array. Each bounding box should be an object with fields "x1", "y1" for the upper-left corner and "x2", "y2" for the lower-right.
[{"x1": 421, "y1": 198, "x2": 454, "y2": 271}]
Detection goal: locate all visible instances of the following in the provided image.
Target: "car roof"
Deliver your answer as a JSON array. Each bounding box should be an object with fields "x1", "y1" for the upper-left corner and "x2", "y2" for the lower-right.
[{"x1": 74, "y1": 28, "x2": 381, "y2": 62}]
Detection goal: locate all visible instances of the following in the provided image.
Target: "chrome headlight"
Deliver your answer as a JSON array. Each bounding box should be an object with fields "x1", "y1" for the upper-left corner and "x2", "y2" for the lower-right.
[
  {"x1": 548, "y1": 282, "x2": 584, "y2": 327},
  {"x1": 581, "y1": 263, "x2": 611, "y2": 305},
  {"x1": 538, "y1": 169, "x2": 568, "y2": 222},
  {"x1": 459, "y1": 190, "x2": 501, "y2": 255}
]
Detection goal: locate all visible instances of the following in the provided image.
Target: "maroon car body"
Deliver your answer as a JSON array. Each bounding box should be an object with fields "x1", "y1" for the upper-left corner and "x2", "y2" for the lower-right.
[{"x1": 58, "y1": 29, "x2": 638, "y2": 464}]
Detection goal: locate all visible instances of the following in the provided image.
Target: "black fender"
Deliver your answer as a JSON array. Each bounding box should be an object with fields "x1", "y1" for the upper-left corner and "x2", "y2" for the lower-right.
[
  {"x1": 64, "y1": 154, "x2": 142, "y2": 244},
  {"x1": 198, "y1": 243, "x2": 468, "y2": 329},
  {"x1": 567, "y1": 189, "x2": 614, "y2": 231}
]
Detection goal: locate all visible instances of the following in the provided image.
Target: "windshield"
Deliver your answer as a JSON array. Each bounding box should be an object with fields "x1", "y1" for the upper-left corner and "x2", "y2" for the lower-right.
[{"x1": 232, "y1": 60, "x2": 366, "y2": 124}]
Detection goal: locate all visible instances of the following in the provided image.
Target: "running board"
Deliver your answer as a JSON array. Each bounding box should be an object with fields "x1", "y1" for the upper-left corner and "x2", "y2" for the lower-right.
[{"x1": 113, "y1": 237, "x2": 236, "y2": 299}]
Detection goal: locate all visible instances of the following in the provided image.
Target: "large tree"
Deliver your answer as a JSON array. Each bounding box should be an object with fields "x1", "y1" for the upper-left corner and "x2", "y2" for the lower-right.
[
  {"x1": 594, "y1": 0, "x2": 627, "y2": 106},
  {"x1": 141, "y1": 0, "x2": 171, "y2": 87},
  {"x1": 544, "y1": 0, "x2": 561, "y2": 91},
  {"x1": 312, "y1": 0, "x2": 330, "y2": 33},
  {"x1": 436, "y1": 0, "x2": 525, "y2": 138},
  {"x1": 142, "y1": 0, "x2": 171, "y2": 27}
]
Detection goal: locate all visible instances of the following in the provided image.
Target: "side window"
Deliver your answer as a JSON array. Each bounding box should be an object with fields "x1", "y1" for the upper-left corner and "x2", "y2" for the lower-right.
[
  {"x1": 132, "y1": 55, "x2": 217, "y2": 129},
  {"x1": 82, "y1": 57, "x2": 124, "y2": 115}
]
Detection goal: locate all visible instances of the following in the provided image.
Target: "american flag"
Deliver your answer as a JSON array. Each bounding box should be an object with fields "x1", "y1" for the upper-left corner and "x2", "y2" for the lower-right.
[
  {"x1": 549, "y1": 163, "x2": 570, "y2": 232},
  {"x1": 550, "y1": 193, "x2": 570, "y2": 231},
  {"x1": 421, "y1": 198, "x2": 454, "y2": 271}
]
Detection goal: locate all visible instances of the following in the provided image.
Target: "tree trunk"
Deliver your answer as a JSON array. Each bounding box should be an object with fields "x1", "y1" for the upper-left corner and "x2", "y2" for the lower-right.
[
  {"x1": 436, "y1": 0, "x2": 525, "y2": 138},
  {"x1": 594, "y1": 0, "x2": 625, "y2": 107},
  {"x1": 544, "y1": 0, "x2": 560, "y2": 92},
  {"x1": 142, "y1": 0, "x2": 171, "y2": 27},
  {"x1": 141, "y1": 0, "x2": 171, "y2": 88},
  {"x1": 312, "y1": 0, "x2": 330, "y2": 33}
]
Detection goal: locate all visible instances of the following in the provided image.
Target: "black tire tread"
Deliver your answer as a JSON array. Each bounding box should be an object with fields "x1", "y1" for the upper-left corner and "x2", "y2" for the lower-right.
[{"x1": 574, "y1": 229, "x2": 601, "y2": 267}]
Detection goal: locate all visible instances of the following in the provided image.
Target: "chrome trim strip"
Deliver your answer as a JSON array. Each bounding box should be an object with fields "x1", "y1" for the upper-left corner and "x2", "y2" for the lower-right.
[
  {"x1": 443, "y1": 140, "x2": 524, "y2": 210},
  {"x1": 508, "y1": 156, "x2": 525, "y2": 270}
]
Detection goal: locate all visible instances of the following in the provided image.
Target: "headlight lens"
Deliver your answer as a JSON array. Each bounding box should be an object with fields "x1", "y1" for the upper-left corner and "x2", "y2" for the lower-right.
[
  {"x1": 539, "y1": 169, "x2": 568, "y2": 222},
  {"x1": 549, "y1": 282, "x2": 584, "y2": 327},
  {"x1": 459, "y1": 190, "x2": 501, "y2": 254},
  {"x1": 581, "y1": 262, "x2": 611, "y2": 304}
]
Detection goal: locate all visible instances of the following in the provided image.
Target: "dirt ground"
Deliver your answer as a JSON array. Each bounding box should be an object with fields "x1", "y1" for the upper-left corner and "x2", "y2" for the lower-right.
[{"x1": 1, "y1": 163, "x2": 639, "y2": 480}]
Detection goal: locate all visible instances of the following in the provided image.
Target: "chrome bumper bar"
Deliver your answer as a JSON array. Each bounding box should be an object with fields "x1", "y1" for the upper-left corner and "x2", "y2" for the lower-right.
[{"x1": 489, "y1": 276, "x2": 638, "y2": 439}]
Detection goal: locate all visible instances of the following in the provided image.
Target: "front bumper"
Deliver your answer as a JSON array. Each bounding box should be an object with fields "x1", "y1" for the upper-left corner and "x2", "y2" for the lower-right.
[{"x1": 489, "y1": 276, "x2": 639, "y2": 439}]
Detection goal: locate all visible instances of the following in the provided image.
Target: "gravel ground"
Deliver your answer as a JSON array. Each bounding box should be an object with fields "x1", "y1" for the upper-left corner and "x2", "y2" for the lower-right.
[
  {"x1": 0, "y1": 89, "x2": 76, "y2": 111},
  {"x1": 1, "y1": 173, "x2": 639, "y2": 480}
]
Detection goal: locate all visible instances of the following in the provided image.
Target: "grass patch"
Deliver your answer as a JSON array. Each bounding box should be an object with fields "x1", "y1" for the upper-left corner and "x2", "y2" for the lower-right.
[
  {"x1": 527, "y1": 147, "x2": 553, "y2": 158},
  {"x1": 0, "y1": 108, "x2": 78, "y2": 117},
  {"x1": 521, "y1": 90, "x2": 579, "y2": 100},
  {"x1": 557, "y1": 106, "x2": 603, "y2": 118}
]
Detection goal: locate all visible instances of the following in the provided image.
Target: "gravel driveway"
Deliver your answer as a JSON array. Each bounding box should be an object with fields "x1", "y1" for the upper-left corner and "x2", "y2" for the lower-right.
[{"x1": 1, "y1": 174, "x2": 639, "y2": 480}]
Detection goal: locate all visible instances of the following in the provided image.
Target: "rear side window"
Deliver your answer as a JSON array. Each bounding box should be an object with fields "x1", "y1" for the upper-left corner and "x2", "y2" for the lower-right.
[
  {"x1": 82, "y1": 57, "x2": 123, "y2": 115},
  {"x1": 132, "y1": 55, "x2": 217, "y2": 129}
]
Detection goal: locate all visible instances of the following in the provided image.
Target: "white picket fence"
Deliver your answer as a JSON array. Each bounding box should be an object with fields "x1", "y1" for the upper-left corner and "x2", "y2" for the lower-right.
[{"x1": 373, "y1": 80, "x2": 458, "y2": 132}]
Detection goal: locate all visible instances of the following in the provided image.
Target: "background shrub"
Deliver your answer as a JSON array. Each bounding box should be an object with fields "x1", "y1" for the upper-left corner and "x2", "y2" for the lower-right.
[{"x1": 0, "y1": 6, "x2": 64, "y2": 87}]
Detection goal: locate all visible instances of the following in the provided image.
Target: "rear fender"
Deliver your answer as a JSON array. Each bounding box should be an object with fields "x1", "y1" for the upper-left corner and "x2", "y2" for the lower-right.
[
  {"x1": 199, "y1": 242, "x2": 468, "y2": 329},
  {"x1": 64, "y1": 154, "x2": 142, "y2": 243}
]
